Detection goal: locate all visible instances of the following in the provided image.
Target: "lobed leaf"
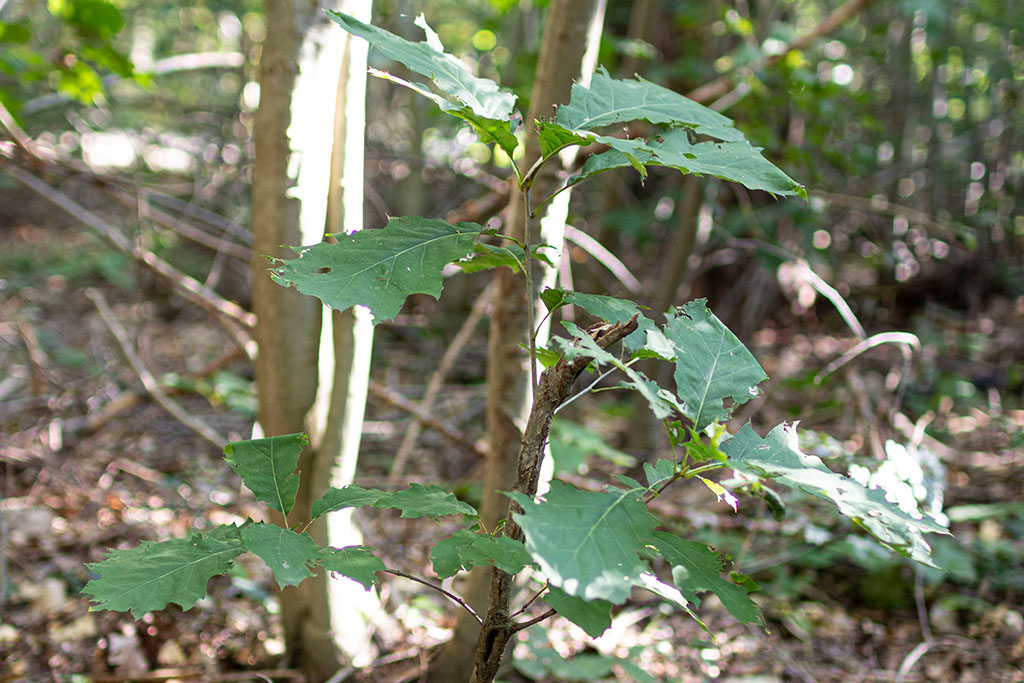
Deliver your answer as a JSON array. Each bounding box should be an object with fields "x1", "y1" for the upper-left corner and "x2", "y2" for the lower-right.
[
  {"x1": 554, "y1": 67, "x2": 743, "y2": 141},
  {"x1": 643, "y1": 459, "x2": 677, "y2": 489},
  {"x1": 270, "y1": 217, "x2": 481, "y2": 323},
  {"x1": 431, "y1": 529, "x2": 532, "y2": 578},
  {"x1": 569, "y1": 129, "x2": 806, "y2": 198},
  {"x1": 83, "y1": 525, "x2": 245, "y2": 618},
  {"x1": 223, "y1": 434, "x2": 307, "y2": 516},
  {"x1": 533, "y1": 67, "x2": 805, "y2": 199},
  {"x1": 319, "y1": 546, "x2": 386, "y2": 590},
  {"x1": 327, "y1": 11, "x2": 519, "y2": 156},
  {"x1": 652, "y1": 531, "x2": 762, "y2": 626},
  {"x1": 647, "y1": 299, "x2": 768, "y2": 431},
  {"x1": 543, "y1": 586, "x2": 612, "y2": 638},
  {"x1": 373, "y1": 483, "x2": 478, "y2": 519},
  {"x1": 723, "y1": 423, "x2": 950, "y2": 566},
  {"x1": 544, "y1": 289, "x2": 656, "y2": 352},
  {"x1": 311, "y1": 484, "x2": 386, "y2": 520},
  {"x1": 509, "y1": 480, "x2": 657, "y2": 604},
  {"x1": 241, "y1": 523, "x2": 320, "y2": 589}
]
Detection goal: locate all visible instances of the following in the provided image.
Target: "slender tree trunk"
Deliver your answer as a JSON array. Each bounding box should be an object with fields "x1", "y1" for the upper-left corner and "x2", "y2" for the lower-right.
[
  {"x1": 251, "y1": 1, "x2": 376, "y2": 680},
  {"x1": 431, "y1": 1, "x2": 606, "y2": 679}
]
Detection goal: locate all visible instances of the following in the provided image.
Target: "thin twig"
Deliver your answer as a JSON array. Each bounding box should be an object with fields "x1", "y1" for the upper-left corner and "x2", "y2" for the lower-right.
[
  {"x1": 0, "y1": 98, "x2": 45, "y2": 165},
  {"x1": 523, "y1": 188, "x2": 538, "y2": 393},
  {"x1": 105, "y1": 185, "x2": 251, "y2": 260},
  {"x1": 390, "y1": 283, "x2": 493, "y2": 480},
  {"x1": 369, "y1": 381, "x2": 488, "y2": 459},
  {"x1": 510, "y1": 608, "x2": 557, "y2": 633},
  {"x1": 511, "y1": 582, "x2": 549, "y2": 618},
  {"x1": 85, "y1": 288, "x2": 228, "y2": 449},
  {"x1": 383, "y1": 569, "x2": 483, "y2": 624}
]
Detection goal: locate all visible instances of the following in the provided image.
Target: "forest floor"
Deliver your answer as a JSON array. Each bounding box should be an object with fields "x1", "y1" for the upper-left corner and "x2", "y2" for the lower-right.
[{"x1": 2, "y1": 197, "x2": 1024, "y2": 682}]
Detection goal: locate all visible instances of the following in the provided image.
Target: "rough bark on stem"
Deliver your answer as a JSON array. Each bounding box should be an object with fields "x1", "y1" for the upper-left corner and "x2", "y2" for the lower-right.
[{"x1": 470, "y1": 315, "x2": 639, "y2": 683}]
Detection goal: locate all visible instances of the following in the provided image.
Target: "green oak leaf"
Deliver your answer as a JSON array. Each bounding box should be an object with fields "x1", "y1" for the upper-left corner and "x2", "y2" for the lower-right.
[
  {"x1": 319, "y1": 546, "x2": 386, "y2": 590},
  {"x1": 82, "y1": 525, "x2": 245, "y2": 618},
  {"x1": 457, "y1": 242, "x2": 527, "y2": 274},
  {"x1": 545, "y1": 289, "x2": 656, "y2": 351},
  {"x1": 652, "y1": 531, "x2": 762, "y2": 625},
  {"x1": 223, "y1": 434, "x2": 307, "y2": 516},
  {"x1": 569, "y1": 128, "x2": 806, "y2": 198},
  {"x1": 311, "y1": 484, "x2": 386, "y2": 520},
  {"x1": 327, "y1": 12, "x2": 519, "y2": 156},
  {"x1": 723, "y1": 423, "x2": 950, "y2": 566},
  {"x1": 509, "y1": 480, "x2": 657, "y2": 604},
  {"x1": 543, "y1": 586, "x2": 612, "y2": 638},
  {"x1": 431, "y1": 530, "x2": 532, "y2": 578},
  {"x1": 643, "y1": 459, "x2": 677, "y2": 489},
  {"x1": 532, "y1": 67, "x2": 804, "y2": 200},
  {"x1": 554, "y1": 322, "x2": 685, "y2": 420},
  {"x1": 240, "y1": 523, "x2": 320, "y2": 589},
  {"x1": 270, "y1": 217, "x2": 481, "y2": 323},
  {"x1": 555, "y1": 67, "x2": 744, "y2": 142},
  {"x1": 646, "y1": 299, "x2": 767, "y2": 431},
  {"x1": 373, "y1": 483, "x2": 478, "y2": 519},
  {"x1": 549, "y1": 419, "x2": 636, "y2": 475}
]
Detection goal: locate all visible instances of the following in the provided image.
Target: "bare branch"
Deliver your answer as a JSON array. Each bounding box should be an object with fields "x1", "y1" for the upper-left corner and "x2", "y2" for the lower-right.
[
  {"x1": 383, "y1": 569, "x2": 483, "y2": 624},
  {"x1": 85, "y1": 288, "x2": 228, "y2": 450}
]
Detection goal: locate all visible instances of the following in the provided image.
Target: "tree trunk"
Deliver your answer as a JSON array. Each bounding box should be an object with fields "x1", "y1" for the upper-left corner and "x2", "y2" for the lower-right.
[
  {"x1": 431, "y1": 1, "x2": 606, "y2": 679},
  {"x1": 251, "y1": 1, "x2": 376, "y2": 680}
]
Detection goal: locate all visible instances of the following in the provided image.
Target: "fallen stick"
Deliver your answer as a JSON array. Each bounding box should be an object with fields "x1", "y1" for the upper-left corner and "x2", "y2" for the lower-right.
[
  {"x1": 85, "y1": 288, "x2": 228, "y2": 450},
  {"x1": 5, "y1": 164, "x2": 256, "y2": 356},
  {"x1": 390, "y1": 282, "x2": 493, "y2": 479}
]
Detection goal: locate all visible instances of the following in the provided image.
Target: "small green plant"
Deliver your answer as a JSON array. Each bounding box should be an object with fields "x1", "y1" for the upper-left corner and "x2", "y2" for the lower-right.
[{"x1": 82, "y1": 12, "x2": 949, "y2": 683}]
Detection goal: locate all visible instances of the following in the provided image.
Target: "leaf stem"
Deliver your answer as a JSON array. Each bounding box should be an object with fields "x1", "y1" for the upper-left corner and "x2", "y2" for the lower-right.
[
  {"x1": 511, "y1": 608, "x2": 558, "y2": 633},
  {"x1": 511, "y1": 582, "x2": 549, "y2": 618},
  {"x1": 684, "y1": 462, "x2": 725, "y2": 477},
  {"x1": 554, "y1": 357, "x2": 639, "y2": 416},
  {"x1": 383, "y1": 568, "x2": 483, "y2": 624},
  {"x1": 522, "y1": 185, "x2": 539, "y2": 391}
]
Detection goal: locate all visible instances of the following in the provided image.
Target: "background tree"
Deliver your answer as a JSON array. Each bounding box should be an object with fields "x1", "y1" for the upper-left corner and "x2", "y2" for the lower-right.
[
  {"x1": 0, "y1": 0, "x2": 1021, "y2": 680},
  {"x1": 250, "y1": 0, "x2": 377, "y2": 678}
]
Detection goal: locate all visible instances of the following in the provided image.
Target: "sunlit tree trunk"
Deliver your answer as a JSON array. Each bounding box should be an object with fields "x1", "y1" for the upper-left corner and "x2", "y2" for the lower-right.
[
  {"x1": 251, "y1": 1, "x2": 375, "y2": 680},
  {"x1": 432, "y1": 1, "x2": 606, "y2": 679}
]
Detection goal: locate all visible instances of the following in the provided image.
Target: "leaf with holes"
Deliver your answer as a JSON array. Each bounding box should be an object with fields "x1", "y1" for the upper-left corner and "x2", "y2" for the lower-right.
[
  {"x1": 223, "y1": 434, "x2": 306, "y2": 516},
  {"x1": 270, "y1": 217, "x2": 481, "y2": 323},
  {"x1": 646, "y1": 299, "x2": 767, "y2": 431}
]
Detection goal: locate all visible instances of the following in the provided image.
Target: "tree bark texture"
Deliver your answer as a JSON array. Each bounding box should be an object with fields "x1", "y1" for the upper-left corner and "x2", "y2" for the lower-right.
[
  {"x1": 432, "y1": 1, "x2": 605, "y2": 679},
  {"x1": 251, "y1": 1, "x2": 375, "y2": 680},
  {"x1": 470, "y1": 316, "x2": 639, "y2": 683}
]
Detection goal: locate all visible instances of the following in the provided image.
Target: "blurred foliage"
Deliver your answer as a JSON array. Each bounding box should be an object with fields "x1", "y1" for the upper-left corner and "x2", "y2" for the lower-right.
[{"x1": 2, "y1": 0, "x2": 1022, "y2": 676}]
